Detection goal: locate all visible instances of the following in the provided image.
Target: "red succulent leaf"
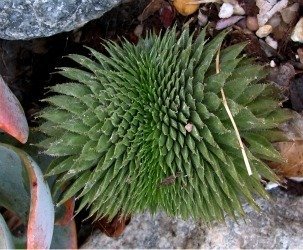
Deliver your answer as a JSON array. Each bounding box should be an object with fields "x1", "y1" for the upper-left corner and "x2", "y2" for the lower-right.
[
  {"x1": 0, "y1": 76, "x2": 29, "y2": 144},
  {"x1": 94, "y1": 215, "x2": 131, "y2": 237},
  {"x1": 65, "y1": 220, "x2": 77, "y2": 249},
  {"x1": 16, "y1": 149, "x2": 54, "y2": 249},
  {"x1": 55, "y1": 197, "x2": 75, "y2": 226}
]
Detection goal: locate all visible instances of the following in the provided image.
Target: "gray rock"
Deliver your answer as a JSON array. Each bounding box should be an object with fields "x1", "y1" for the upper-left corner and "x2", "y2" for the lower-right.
[
  {"x1": 81, "y1": 189, "x2": 303, "y2": 249},
  {"x1": 0, "y1": 0, "x2": 122, "y2": 40}
]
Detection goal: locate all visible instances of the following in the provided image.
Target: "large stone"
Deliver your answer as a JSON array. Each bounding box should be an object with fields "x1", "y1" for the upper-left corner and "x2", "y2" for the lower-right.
[
  {"x1": 0, "y1": 0, "x2": 122, "y2": 40},
  {"x1": 81, "y1": 189, "x2": 303, "y2": 248}
]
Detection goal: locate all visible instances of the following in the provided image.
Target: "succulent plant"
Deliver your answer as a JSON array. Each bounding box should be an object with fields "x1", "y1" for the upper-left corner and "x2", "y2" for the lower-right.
[{"x1": 38, "y1": 27, "x2": 291, "y2": 222}]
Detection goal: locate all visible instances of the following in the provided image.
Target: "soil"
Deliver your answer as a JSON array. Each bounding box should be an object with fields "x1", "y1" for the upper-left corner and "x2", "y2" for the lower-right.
[{"x1": 1, "y1": 0, "x2": 303, "y2": 246}]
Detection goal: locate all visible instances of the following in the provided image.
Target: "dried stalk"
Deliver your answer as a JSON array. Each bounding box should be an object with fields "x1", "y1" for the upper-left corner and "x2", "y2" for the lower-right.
[{"x1": 215, "y1": 49, "x2": 253, "y2": 176}]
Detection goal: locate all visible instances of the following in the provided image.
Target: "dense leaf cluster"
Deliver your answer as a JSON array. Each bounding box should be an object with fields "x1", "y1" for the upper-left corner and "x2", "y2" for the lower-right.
[{"x1": 39, "y1": 27, "x2": 291, "y2": 221}]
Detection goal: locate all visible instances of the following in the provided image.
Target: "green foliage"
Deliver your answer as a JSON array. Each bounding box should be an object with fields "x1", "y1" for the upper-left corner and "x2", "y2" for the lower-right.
[{"x1": 39, "y1": 27, "x2": 291, "y2": 222}]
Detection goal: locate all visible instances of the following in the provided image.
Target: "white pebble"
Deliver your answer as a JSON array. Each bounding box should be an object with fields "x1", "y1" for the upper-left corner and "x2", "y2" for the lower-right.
[
  {"x1": 291, "y1": 17, "x2": 303, "y2": 43},
  {"x1": 256, "y1": 25, "x2": 273, "y2": 38},
  {"x1": 265, "y1": 182, "x2": 279, "y2": 190},
  {"x1": 265, "y1": 36, "x2": 278, "y2": 50},
  {"x1": 219, "y1": 3, "x2": 234, "y2": 19},
  {"x1": 185, "y1": 123, "x2": 193, "y2": 133},
  {"x1": 270, "y1": 60, "x2": 276, "y2": 67},
  {"x1": 233, "y1": 3, "x2": 245, "y2": 16}
]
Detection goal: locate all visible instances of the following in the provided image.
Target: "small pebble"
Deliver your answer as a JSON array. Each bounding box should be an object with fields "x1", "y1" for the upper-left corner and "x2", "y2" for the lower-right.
[
  {"x1": 185, "y1": 123, "x2": 193, "y2": 133},
  {"x1": 218, "y1": 3, "x2": 234, "y2": 19},
  {"x1": 291, "y1": 17, "x2": 303, "y2": 43},
  {"x1": 134, "y1": 24, "x2": 143, "y2": 37},
  {"x1": 297, "y1": 48, "x2": 303, "y2": 64},
  {"x1": 215, "y1": 16, "x2": 244, "y2": 30},
  {"x1": 233, "y1": 3, "x2": 245, "y2": 16},
  {"x1": 270, "y1": 60, "x2": 276, "y2": 68},
  {"x1": 259, "y1": 39, "x2": 275, "y2": 57},
  {"x1": 265, "y1": 182, "x2": 279, "y2": 190},
  {"x1": 281, "y1": 3, "x2": 299, "y2": 24},
  {"x1": 256, "y1": 25, "x2": 273, "y2": 38},
  {"x1": 198, "y1": 10, "x2": 208, "y2": 27},
  {"x1": 246, "y1": 16, "x2": 259, "y2": 31},
  {"x1": 267, "y1": 13, "x2": 281, "y2": 29},
  {"x1": 265, "y1": 36, "x2": 278, "y2": 50}
]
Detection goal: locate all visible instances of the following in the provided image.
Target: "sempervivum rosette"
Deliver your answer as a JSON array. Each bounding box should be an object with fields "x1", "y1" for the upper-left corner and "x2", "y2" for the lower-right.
[{"x1": 38, "y1": 27, "x2": 291, "y2": 221}]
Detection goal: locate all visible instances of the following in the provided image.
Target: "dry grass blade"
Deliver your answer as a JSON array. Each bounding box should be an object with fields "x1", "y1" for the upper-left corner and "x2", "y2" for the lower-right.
[{"x1": 216, "y1": 49, "x2": 253, "y2": 176}]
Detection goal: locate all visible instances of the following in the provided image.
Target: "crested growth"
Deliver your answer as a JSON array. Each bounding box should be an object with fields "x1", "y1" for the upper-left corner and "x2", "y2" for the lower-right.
[{"x1": 38, "y1": 27, "x2": 291, "y2": 222}]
